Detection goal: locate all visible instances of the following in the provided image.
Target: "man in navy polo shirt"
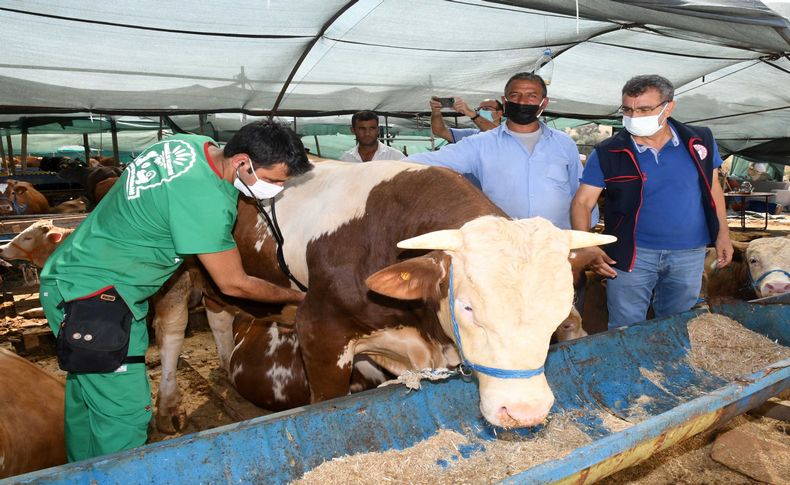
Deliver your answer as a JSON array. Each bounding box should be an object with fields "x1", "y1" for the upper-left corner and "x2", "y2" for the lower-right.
[{"x1": 571, "y1": 74, "x2": 733, "y2": 328}]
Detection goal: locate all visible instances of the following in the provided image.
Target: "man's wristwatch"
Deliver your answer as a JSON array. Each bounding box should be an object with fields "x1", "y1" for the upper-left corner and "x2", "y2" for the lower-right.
[{"x1": 470, "y1": 114, "x2": 480, "y2": 121}]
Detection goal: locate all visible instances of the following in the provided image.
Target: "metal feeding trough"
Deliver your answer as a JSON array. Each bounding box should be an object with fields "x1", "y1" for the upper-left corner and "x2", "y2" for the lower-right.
[{"x1": 6, "y1": 299, "x2": 789, "y2": 484}]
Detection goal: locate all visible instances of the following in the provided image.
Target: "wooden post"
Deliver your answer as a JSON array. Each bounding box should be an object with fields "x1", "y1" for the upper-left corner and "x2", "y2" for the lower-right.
[
  {"x1": 5, "y1": 135, "x2": 13, "y2": 175},
  {"x1": 110, "y1": 117, "x2": 120, "y2": 164},
  {"x1": 158, "y1": 116, "x2": 164, "y2": 141},
  {"x1": 20, "y1": 127, "x2": 28, "y2": 172},
  {"x1": 83, "y1": 133, "x2": 91, "y2": 164}
]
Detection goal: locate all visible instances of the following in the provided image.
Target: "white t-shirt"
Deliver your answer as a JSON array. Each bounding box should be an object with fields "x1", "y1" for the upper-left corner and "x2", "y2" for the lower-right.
[{"x1": 341, "y1": 141, "x2": 405, "y2": 162}]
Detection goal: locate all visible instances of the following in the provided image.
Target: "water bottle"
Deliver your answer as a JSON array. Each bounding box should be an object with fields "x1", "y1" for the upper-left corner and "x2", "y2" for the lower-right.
[{"x1": 533, "y1": 48, "x2": 554, "y2": 86}]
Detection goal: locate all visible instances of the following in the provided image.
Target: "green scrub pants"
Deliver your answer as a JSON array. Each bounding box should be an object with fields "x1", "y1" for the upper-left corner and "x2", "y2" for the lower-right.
[{"x1": 40, "y1": 282, "x2": 152, "y2": 462}]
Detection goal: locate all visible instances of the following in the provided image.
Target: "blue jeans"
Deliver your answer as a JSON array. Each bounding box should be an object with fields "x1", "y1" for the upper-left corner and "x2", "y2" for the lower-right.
[{"x1": 607, "y1": 246, "x2": 706, "y2": 329}]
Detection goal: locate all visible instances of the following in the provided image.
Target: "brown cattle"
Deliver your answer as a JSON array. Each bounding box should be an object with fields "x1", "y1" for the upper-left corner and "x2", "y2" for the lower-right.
[
  {"x1": 51, "y1": 196, "x2": 89, "y2": 214},
  {"x1": 88, "y1": 156, "x2": 119, "y2": 167},
  {"x1": 227, "y1": 309, "x2": 387, "y2": 411},
  {"x1": 58, "y1": 161, "x2": 123, "y2": 206},
  {"x1": 188, "y1": 161, "x2": 613, "y2": 429},
  {"x1": 94, "y1": 177, "x2": 118, "y2": 203},
  {"x1": 0, "y1": 180, "x2": 50, "y2": 215},
  {"x1": 0, "y1": 348, "x2": 66, "y2": 478}
]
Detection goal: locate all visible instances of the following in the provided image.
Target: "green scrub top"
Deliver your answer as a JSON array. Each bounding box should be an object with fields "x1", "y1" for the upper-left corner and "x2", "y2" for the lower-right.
[{"x1": 41, "y1": 134, "x2": 239, "y2": 320}]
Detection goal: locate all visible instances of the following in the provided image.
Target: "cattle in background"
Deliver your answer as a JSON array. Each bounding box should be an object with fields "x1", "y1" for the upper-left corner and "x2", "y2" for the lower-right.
[
  {"x1": 0, "y1": 348, "x2": 66, "y2": 478},
  {"x1": 94, "y1": 176, "x2": 119, "y2": 203},
  {"x1": 89, "y1": 156, "x2": 120, "y2": 168},
  {"x1": 58, "y1": 160, "x2": 123, "y2": 207},
  {"x1": 188, "y1": 161, "x2": 613, "y2": 429},
  {"x1": 0, "y1": 220, "x2": 73, "y2": 267},
  {"x1": 705, "y1": 236, "x2": 790, "y2": 302},
  {"x1": 0, "y1": 179, "x2": 50, "y2": 215},
  {"x1": 0, "y1": 258, "x2": 11, "y2": 287},
  {"x1": 38, "y1": 156, "x2": 71, "y2": 173},
  {"x1": 51, "y1": 196, "x2": 89, "y2": 214}
]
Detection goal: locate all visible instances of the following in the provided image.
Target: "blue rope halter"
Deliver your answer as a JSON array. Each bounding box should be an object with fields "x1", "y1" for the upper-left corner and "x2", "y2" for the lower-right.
[
  {"x1": 750, "y1": 268, "x2": 790, "y2": 291},
  {"x1": 448, "y1": 264, "x2": 545, "y2": 379}
]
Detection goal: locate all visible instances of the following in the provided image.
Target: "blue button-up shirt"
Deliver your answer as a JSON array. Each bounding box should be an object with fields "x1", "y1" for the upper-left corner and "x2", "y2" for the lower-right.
[{"x1": 409, "y1": 122, "x2": 589, "y2": 229}]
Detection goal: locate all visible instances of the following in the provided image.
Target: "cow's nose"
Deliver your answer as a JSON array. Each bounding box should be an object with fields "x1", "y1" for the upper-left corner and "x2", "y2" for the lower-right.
[
  {"x1": 763, "y1": 281, "x2": 790, "y2": 296},
  {"x1": 496, "y1": 399, "x2": 554, "y2": 428}
]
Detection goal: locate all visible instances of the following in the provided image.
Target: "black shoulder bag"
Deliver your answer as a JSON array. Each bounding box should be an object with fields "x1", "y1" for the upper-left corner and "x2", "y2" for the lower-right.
[{"x1": 56, "y1": 287, "x2": 144, "y2": 373}]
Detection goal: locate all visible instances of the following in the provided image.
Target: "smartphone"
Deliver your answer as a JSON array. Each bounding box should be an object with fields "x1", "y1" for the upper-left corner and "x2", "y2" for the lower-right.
[{"x1": 435, "y1": 97, "x2": 455, "y2": 108}]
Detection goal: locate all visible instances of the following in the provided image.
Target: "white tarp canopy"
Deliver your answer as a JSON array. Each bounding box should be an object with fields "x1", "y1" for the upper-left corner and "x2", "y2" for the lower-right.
[{"x1": 1, "y1": 0, "x2": 790, "y2": 161}]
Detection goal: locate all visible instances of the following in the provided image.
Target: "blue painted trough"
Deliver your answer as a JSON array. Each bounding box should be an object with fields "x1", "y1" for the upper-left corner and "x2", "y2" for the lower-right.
[{"x1": 5, "y1": 299, "x2": 789, "y2": 484}]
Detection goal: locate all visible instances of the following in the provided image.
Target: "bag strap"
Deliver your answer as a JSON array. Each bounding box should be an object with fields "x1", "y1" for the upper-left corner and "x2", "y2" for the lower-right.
[{"x1": 123, "y1": 356, "x2": 145, "y2": 365}]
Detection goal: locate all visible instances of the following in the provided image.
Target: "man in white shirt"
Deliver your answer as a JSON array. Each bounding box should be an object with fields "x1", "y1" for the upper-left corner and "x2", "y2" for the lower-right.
[{"x1": 340, "y1": 111, "x2": 405, "y2": 162}]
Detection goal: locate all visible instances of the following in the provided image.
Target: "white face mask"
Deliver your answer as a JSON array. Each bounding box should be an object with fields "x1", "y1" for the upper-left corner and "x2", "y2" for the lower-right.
[
  {"x1": 233, "y1": 166, "x2": 284, "y2": 200},
  {"x1": 623, "y1": 103, "x2": 669, "y2": 137}
]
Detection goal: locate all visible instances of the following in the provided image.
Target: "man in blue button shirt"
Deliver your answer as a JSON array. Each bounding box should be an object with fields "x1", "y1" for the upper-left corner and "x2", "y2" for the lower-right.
[
  {"x1": 409, "y1": 72, "x2": 589, "y2": 230},
  {"x1": 570, "y1": 75, "x2": 733, "y2": 329}
]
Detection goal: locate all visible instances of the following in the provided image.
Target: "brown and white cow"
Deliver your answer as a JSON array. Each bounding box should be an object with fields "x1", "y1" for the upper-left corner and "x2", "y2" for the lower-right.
[
  {"x1": 705, "y1": 236, "x2": 790, "y2": 301},
  {"x1": 227, "y1": 309, "x2": 389, "y2": 411},
  {"x1": 0, "y1": 180, "x2": 50, "y2": 216},
  {"x1": 197, "y1": 161, "x2": 613, "y2": 429},
  {"x1": 0, "y1": 348, "x2": 66, "y2": 478}
]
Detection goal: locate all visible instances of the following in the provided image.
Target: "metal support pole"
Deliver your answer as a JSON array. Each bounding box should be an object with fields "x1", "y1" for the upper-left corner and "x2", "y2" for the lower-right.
[
  {"x1": 83, "y1": 133, "x2": 91, "y2": 164},
  {"x1": 159, "y1": 116, "x2": 164, "y2": 141},
  {"x1": 0, "y1": 134, "x2": 6, "y2": 173},
  {"x1": 383, "y1": 114, "x2": 391, "y2": 146},
  {"x1": 110, "y1": 117, "x2": 120, "y2": 163},
  {"x1": 20, "y1": 127, "x2": 28, "y2": 172},
  {"x1": 313, "y1": 135, "x2": 322, "y2": 157},
  {"x1": 5, "y1": 135, "x2": 13, "y2": 175}
]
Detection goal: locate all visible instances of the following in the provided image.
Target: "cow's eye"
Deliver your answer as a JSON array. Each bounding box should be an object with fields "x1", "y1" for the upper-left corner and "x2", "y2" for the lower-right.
[
  {"x1": 456, "y1": 299, "x2": 473, "y2": 314},
  {"x1": 748, "y1": 257, "x2": 758, "y2": 265}
]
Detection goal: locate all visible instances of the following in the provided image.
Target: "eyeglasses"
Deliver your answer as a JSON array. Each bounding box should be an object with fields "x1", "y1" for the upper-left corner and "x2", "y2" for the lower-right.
[{"x1": 618, "y1": 101, "x2": 668, "y2": 116}]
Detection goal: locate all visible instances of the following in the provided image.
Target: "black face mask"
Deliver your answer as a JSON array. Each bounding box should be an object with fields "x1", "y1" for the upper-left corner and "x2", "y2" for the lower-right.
[{"x1": 504, "y1": 101, "x2": 543, "y2": 125}]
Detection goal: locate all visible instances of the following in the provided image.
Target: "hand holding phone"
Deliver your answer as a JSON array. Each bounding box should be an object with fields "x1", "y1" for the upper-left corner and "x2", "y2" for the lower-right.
[{"x1": 433, "y1": 96, "x2": 455, "y2": 108}]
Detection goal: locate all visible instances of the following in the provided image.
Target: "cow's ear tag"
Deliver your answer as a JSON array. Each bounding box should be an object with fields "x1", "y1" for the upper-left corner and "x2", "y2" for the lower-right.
[
  {"x1": 399, "y1": 272, "x2": 411, "y2": 281},
  {"x1": 48, "y1": 232, "x2": 64, "y2": 243}
]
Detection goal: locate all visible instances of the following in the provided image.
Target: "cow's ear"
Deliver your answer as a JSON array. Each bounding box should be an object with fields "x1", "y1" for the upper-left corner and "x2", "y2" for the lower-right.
[
  {"x1": 47, "y1": 231, "x2": 64, "y2": 243},
  {"x1": 366, "y1": 256, "x2": 446, "y2": 301},
  {"x1": 14, "y1": 185, "x2": 28, "y2": 195}
]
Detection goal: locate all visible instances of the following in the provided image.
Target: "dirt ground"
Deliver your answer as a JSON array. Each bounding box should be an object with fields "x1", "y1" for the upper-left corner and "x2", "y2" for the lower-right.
[{"x1": 0, "y1": 215, "x2": 788, "y2": 483}]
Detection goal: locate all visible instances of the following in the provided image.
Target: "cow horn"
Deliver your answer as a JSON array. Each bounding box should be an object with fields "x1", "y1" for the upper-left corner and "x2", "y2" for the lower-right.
[
  {"x1": 566, "y1": 230, "x2": 617, "y2": 249},
  {"x1": 397, "y1": 229, "x2": 463, "y2": 251}
]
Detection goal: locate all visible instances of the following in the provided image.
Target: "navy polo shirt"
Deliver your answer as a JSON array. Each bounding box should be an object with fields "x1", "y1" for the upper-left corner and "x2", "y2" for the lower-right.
[{"x1": 582, "y1": 127, "x2": 723, "y2": 250}]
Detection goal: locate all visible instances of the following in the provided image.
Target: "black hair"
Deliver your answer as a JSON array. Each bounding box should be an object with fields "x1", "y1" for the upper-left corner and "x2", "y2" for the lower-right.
[
  {"x1": 504, "y1": 72, "x2": 548, "y2": 98},
  {"x1": 223, "y1": 121, "x2": 313, "y2": 177},
  {"x1": 351, "y1": 110, "x2": 379, "y2": 128},
  {"x1": 622, "y1": 75, "x2": 675, "y2": 102}
]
